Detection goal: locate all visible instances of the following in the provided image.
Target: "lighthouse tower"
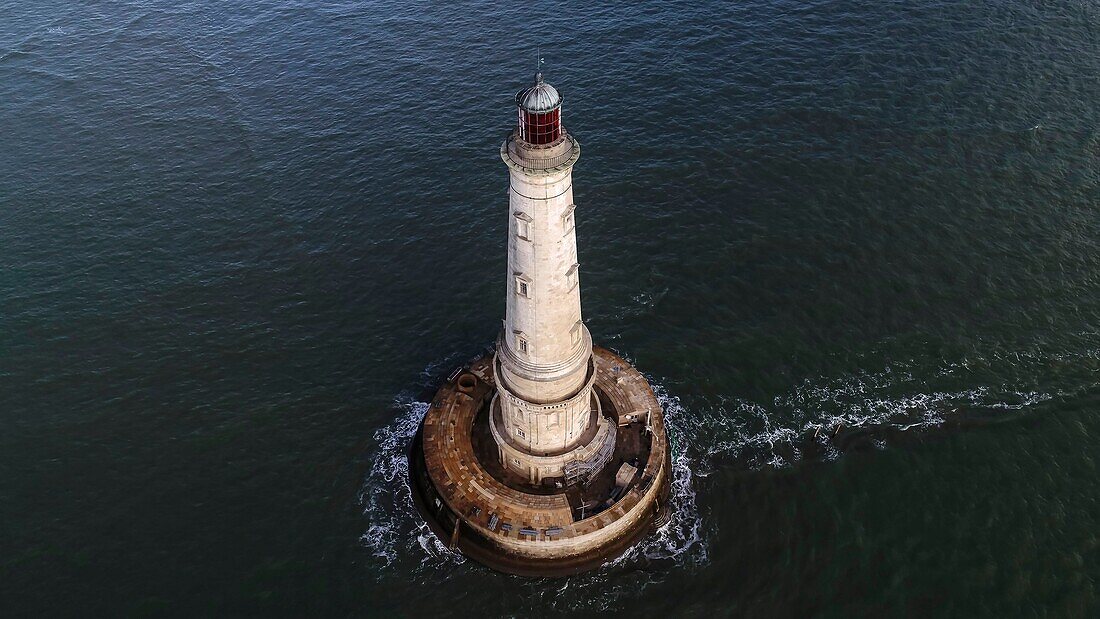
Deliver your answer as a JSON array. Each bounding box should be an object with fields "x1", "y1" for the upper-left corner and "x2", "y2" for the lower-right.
[
  {"x1": 491, "y1": 72, "x2": 615, "y2": 484},
  {"x1": 410, "y1": 67, "x2": 671, "y2": 576}
]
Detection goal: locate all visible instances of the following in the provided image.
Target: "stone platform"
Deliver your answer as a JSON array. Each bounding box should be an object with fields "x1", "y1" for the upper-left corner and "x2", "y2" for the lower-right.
[{"x1": 409, "y1": 347, "x2": 672, "y2": 576}]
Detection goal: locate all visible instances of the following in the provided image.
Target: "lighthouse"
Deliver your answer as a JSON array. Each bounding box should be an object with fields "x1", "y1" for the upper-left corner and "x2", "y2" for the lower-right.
[
  {"x1": 409, "y1": 69, "x2": 671, "y2": 576},
  {"x1": 492, "y1": 73, "x2": 615, "y2": 485}
]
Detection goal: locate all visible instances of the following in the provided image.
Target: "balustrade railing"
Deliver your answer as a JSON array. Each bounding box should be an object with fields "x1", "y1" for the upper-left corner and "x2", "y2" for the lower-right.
[{"x1": 503, "y1": 131, "x2": 580, "y2": 171}]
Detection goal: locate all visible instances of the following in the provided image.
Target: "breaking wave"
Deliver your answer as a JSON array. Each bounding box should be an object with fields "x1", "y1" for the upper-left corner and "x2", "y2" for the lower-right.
[
  {"x1": 605, "y1": 383, "x2": 707, "y2": 568},
  {"x1": 356, "y1": 395, "x2": 464, "y2": 574}
]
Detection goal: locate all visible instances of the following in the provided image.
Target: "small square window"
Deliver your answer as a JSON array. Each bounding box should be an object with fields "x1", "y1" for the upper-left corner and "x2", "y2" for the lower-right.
[
  {"x1": 514, "y1": 330, "x2": 530, "y2": 356},
  {"x1": 514, "y1": 274, "x2": 532, "y2": 299},
  {"x1": 515, "y1": 274, "x2": 531, "y2": 298},
  {"x1": 516, "y1": 428, "x2": 526, "y2": 439}
]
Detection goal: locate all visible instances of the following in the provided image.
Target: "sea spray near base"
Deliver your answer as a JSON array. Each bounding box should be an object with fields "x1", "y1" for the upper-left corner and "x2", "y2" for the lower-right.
[
  {"x1": 353, "y1": 311, "x2": 1096, "y2": 610},
  {"x1": 357, "y1": 369, "x2": 706, "y2": 580},
  {"x1": 629, "y1": 383, "x2": 707, "y2": 565},
  {"x1": 357, "y1": 396, "x2": 463, "y2": 572},
  {"x1": 358, "y1": 346, "x2": 1061, "y2": 580}
]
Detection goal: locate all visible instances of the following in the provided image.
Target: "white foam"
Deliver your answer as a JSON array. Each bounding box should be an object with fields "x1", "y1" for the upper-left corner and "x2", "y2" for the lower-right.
[
  {"x1": 356, "y1": 349, "x2": 1057, "y2": 600},
  {"x1": 674, "y1": 356, "x2": 1056, "y2": 471},
  {"x1": 356, "y1": 395, "x2": 464, "y2": 573},
  {"x1": 602, "y1": 382, "x2": 708, "y2": 570},
  {"x1": 356, "y1": 369, "x2": 708, "y2": 584}
]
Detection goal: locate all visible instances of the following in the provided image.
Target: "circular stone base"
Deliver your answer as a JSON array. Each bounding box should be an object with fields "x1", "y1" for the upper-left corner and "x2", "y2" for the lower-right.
[{"x1": 408, "y1": 347, "x2": 672, "y2": 576}]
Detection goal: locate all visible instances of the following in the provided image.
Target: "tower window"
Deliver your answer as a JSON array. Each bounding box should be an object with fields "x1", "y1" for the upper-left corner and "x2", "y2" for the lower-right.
[
  {"x1": 515, "y1": 274, "x2": 531, "y2": 298},
  {"x1": 516, "y1": 428, "x2": 526, "y2": 439},
  {"x1": 514, "y1": 211, "x2": 533, "y2": 240},
  {"x1": 566, "y1": 263, "x2": 579, "y2": 290},
  {"x1": 570, "y1": 321, "x2": 582, "y2": 346},
  {"x1": 514, "y1": 331, "x2": 530, "y2": 356},
  {"x1": 562, "y1": 204, "x2": 576, "y2": 232}
]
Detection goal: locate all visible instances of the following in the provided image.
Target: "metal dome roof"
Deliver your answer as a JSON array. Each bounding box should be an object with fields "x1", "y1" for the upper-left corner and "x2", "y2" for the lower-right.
[{"x1": 516, "y1": 73, "x2": 562, "y2": 112}]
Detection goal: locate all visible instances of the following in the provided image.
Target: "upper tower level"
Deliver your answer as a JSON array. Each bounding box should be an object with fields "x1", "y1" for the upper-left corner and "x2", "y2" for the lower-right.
[
  {"x1": 497, "y1": 69, "x2": 590, "y2": 408},
  {"x1": 502, "y1": 72, "x2": 579, "y2": 175},
  {"x1": 515, "y1": 72, "x2": 562, "y2": 145}
]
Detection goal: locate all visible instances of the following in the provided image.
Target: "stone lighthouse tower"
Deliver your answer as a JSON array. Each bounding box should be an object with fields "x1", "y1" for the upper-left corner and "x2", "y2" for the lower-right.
[
  {"x1": 491, "y1": 73, "x2": 615, "y2": 485},
  {"x1": 410, "y1": 69, "x2": 671, "y2": 576}
]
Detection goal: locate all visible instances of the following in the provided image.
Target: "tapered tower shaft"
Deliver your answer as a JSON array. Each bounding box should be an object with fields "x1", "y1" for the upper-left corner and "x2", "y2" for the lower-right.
[{"x1": 491, "y1": 73, "x2": 611, "y2": 483}]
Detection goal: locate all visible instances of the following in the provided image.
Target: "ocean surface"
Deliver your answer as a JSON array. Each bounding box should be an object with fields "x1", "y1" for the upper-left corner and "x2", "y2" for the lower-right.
[{"x1": 2, "y1": 1, "x2": 1099, "y2": 616}]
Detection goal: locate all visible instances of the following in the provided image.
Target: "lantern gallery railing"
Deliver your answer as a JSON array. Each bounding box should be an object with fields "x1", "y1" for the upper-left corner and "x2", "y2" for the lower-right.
[{"x1": 502, "y1": 132, "x2": 580, "y2": 172}]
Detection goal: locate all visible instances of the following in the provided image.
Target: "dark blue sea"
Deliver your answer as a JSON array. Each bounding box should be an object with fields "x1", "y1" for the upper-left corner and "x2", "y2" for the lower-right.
[{"x1": 2, "y1": 1, "x2": 1099, "y2": 616}]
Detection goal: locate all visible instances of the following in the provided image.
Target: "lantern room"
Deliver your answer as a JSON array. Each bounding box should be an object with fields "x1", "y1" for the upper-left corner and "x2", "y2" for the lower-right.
[{"x1": 515, "y1": 72, "x2": 562, "y2": 145}]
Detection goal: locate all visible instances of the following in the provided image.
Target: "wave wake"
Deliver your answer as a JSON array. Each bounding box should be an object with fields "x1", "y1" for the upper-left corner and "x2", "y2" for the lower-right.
[{"x1": 357, "y1": 344, "x2": 1072, "y2": 604}]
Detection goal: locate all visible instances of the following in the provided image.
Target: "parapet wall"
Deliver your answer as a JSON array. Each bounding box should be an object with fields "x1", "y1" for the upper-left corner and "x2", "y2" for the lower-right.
[{"x1": 411, "y1": 347, "x2": 671, "y2": 574}]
